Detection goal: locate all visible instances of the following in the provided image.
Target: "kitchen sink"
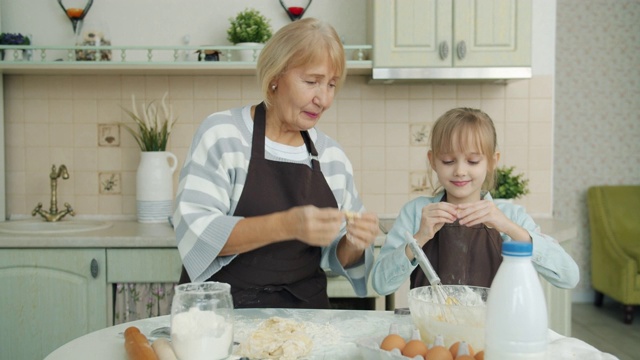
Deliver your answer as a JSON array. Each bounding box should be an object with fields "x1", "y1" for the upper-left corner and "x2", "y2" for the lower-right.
[{"x1": 0, "y1": 219, "x2": 112, "y2": 234}]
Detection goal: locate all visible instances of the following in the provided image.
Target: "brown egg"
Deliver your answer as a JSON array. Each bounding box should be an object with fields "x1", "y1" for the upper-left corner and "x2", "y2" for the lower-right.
[
  {"x1": 449, "y1": 341, "x2": 474, "y2": 358},
  {"x1": 425, "y1": 345, "x2": 453, "y2": 360},
  {"x1": 402, "y1": 339, "x2": 428, "y2": 358},
  {"x1": 474, "y1": 350, "x2": 484, "y2": 360},
  {"x1": 380, "y1": 333, "x2": 406, "y2": 352},
  {"x1": 456, "y1": 356, "x2": 475, "y2": 360}
]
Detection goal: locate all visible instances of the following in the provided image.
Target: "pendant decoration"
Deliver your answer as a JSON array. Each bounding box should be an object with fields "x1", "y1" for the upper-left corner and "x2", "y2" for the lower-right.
[
  {"x1": 279, "y1": 0, "x2": 312, "y2": 21},
  {"x1": 57, "y1": 0, "x2": 94, "y2": 33}
]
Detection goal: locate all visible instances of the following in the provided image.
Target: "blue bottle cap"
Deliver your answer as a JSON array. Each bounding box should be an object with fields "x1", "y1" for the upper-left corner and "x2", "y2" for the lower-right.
[{"x1": 502, "y1": 241, "x2": 533, "y2": 256}]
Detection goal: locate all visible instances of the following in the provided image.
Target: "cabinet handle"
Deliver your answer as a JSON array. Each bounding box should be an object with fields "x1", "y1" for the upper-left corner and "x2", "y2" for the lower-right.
[
  {"x1": 90, "y1": 258, "x2": 99, "y2": 278},
  {"x1": 439, "y1": 41, "x2": 449, "y2": 60},
  {"x1": 456, "y1": 41, "x2": 467, "y2": 60}
]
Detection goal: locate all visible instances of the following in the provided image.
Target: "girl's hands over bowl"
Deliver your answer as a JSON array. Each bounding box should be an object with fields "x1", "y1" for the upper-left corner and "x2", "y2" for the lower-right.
[
  {"x1": 416, "y1": 202, "x2": 458, "y2": 245},
  {"x1": 456, "y1": 200, "x2": 531, "y2": 241}
]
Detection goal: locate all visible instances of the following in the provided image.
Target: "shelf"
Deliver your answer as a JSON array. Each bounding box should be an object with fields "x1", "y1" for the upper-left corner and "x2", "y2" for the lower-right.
[{"x1": 0, "y1": 44, "x2": 373, "y2": 76}]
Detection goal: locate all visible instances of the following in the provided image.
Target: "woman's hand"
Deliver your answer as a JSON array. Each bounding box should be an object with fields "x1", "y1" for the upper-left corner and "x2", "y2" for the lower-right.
[
  {"x1": 415, "y1": 202, "x2": 458, "y2": 246},
  {"x1": 287, "y1": 206, "x2": 343, "y2": 247},
  {"x1": 456, "y1": 200, "x2": 531, "y2": 241},
  {"x1": 338, "y1": 212, "x2": 379, "y2": 267}
]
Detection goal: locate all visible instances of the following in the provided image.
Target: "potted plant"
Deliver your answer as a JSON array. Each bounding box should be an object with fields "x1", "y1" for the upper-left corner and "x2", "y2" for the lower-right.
[
  {"x1": 227, "y1": 8, "x2": 273, "y2": 61},
  {"x1": 121, "y1": 93, "x2": 179, "y2": 223},
  {"x1": 490, "y1": 166, "x2": 530, "y2": 200},
  {"x1": 0, "y1": 32, "x2": 31, "y2": 60}
]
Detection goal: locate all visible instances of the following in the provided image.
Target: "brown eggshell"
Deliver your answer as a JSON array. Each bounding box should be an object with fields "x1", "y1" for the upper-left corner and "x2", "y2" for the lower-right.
[
  {"x1": 449, "y1": 341, "x2": 474, "y2": 358},
  {"x1": 380, "y1": 334, "x2": 406, "y2": 352},
  {"x1": 401, "y1": 339, "x2": 428, "y2": 358},
  {"x1": 474, "y1": 350, "x2": 485, "y2": 360},
  {"x1": 425, "y1": 345, "x2": 454, "y2": 360}
]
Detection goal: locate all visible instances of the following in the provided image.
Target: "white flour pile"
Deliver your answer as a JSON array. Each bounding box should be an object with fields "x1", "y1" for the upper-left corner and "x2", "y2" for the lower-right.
[{"x1": 171, "y1": 307, "x2": 233, "y2": 360}]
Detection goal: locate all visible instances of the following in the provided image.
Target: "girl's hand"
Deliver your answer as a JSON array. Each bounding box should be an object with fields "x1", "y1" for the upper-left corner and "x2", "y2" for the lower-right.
[
  {"x1": 415, "y1": 202, "x2": 458, "y2": 246},
  {"x1": 456, "y1": 200, "x2": 508, "y2": 229},
  {"x1": 456, "y1": 200, "x2": 530, "y2": 241}
]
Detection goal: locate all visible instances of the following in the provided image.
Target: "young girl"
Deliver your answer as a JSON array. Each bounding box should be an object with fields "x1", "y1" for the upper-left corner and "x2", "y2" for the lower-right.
[{"x1": 371, "y1": 107, "x2": 579, "y2": 296}]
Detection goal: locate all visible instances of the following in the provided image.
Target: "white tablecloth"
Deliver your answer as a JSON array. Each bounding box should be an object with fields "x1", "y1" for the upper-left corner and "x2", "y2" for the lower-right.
[{"x1": 45, "y1": 308, "x2": 618, "y2": 360}]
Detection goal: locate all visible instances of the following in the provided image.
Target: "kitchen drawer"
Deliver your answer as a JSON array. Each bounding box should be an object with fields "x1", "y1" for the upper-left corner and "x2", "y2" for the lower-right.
[{"x1": 107, "y1": 248, "x2": 182, "y2": 283}]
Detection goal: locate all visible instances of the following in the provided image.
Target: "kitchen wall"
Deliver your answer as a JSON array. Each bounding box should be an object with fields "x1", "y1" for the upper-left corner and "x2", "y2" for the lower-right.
[
  {"x1": 3, "y1": 74, "x2": 553, "y2": 219},
  {"x1": 554, "y1": 0, "x2": 640, "y2": 301},
  {"x1": 2, "y1": 1, "x2": 564, "y2": 303}
]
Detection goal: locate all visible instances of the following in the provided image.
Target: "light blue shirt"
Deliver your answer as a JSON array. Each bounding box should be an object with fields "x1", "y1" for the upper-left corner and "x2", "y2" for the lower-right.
[{"x1": 371, "y1": 192, "x2": 580, "y2": 296}]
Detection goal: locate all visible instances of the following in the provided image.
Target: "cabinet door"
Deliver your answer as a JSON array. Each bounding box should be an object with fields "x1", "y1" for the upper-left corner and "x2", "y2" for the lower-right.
[
  {"x1": 454, "y1": 0, "x2": 531, "y2": 66},
  {"x1": 0, "y1": 249, "x2": 107, "y2": 360},
  {"x1": 370, "y1": 0, "x2": 531, "y2": 68},
  {"x1": 371, "y1": 0, "x2": 452, "y2": 67}
]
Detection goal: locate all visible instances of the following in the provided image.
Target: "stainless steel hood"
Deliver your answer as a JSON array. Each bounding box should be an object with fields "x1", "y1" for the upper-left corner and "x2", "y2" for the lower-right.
[{"x1": 370, "y1": 67, "x2": 532, "y2": 84}]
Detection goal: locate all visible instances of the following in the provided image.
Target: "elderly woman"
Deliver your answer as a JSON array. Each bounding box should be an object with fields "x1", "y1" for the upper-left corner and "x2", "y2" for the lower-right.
[{"x1": 173, "y1": 18, "x2": 379, "y2": 309}]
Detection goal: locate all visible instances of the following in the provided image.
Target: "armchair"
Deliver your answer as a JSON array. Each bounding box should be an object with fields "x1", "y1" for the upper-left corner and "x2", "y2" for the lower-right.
[{"x1": 587, "y1": 185, "x2": 640, "y2": 324}]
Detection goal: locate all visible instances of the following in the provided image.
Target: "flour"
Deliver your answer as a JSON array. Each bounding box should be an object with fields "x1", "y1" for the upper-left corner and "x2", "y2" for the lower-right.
[
  {"x1": 171, "y1": 307, "x2": 233, "y2": 360},
  {"x1": 235, "y1": 316, "x2": 343, "y2": 360}
]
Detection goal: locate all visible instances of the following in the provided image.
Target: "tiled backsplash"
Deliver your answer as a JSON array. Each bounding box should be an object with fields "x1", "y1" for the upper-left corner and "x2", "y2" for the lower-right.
[{"x1": 3, "y1": 74, "x2": 553, "y2": 218}]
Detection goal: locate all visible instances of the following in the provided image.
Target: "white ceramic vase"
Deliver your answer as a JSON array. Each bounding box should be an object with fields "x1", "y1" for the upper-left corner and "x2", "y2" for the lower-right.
[
  {"x1": 235, "y1": 42, "x2": 262, "y2": 62},
  {"x1": 136, "y1": 151, "x2": 178, "y2": 223}
]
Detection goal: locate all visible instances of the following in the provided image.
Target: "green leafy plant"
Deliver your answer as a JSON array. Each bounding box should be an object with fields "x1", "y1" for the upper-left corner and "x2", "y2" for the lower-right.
[
  {"x1": 491, "y1": 166, "x2": 530, "y2": 200},
  {"x1": 227, "y1": 8, "x2": 273, "y2": 44},
  {"x1": 120, "y1": 93, "x2": 176, "y2": 152}
]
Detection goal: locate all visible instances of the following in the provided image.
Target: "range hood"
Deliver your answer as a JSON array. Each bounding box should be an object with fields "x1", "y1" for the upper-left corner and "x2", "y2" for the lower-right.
[{"x1": 370, "y1": 67, "x2": 532, "y2": 84}]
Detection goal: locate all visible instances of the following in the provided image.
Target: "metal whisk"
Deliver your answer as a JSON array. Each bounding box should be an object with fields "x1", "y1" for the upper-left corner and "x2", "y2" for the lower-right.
[{"x1": 405, "y1": 232, "x2": 459, "y2": 322}]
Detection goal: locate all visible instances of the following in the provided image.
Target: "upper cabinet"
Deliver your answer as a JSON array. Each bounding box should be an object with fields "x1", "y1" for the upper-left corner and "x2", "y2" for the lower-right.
[{"x1": 369, "y1": 0, "x2": 532, "y2": 68}]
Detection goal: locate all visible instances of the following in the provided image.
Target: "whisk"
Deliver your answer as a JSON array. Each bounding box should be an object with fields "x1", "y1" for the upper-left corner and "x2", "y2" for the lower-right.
[{"x1": 405, "y1": 232, "x2": 459, "y2": 321}]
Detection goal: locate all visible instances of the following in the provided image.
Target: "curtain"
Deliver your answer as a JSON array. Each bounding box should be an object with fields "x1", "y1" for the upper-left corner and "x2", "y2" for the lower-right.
[{"x1": 114, "y1": 283, "x2": 177, "y2": 325}]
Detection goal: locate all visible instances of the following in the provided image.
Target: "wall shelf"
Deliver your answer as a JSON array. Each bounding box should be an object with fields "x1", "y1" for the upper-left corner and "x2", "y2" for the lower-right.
[{"x1": 0, "y1": 44, "x2": 373, "y2": 76}]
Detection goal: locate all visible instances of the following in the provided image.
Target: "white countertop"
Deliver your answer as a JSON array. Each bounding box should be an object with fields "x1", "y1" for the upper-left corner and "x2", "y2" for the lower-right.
[
  {"x1": 0, "y1": 217, "x2": 576, "y2": 248},
  {"x1": 0, "y1": 220, "x2": 176, "y2": 248},
  {"x1": 44, "y1": 308, "x2": 617, "y2": 360}
]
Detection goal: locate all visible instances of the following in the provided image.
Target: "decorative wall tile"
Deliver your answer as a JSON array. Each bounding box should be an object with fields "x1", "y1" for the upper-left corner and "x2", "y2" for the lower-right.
[
  {"x1": 409, "y1": 123, "x2": 430, "y2": 146},
  {"x1": 98, "y1": 124, "x2": 120, "y2": 147},
  {"x1": 409, "y1": 171, "x2": 430, "y2": 193},
  {"x1": 99, "y1": 172, "x2": 121, "y2": 195}
]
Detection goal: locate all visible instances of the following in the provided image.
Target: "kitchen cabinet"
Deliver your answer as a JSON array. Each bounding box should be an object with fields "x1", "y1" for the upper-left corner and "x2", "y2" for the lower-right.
[
  {"x1": 0, "y1": 249, "x2": 107, "y2": 360},
  {"x1": 106, "y1": 247, "x2": 388, "y2": 314},
  {"x1": 369, "y1": 0, "x2": 532, "y2": 68}
]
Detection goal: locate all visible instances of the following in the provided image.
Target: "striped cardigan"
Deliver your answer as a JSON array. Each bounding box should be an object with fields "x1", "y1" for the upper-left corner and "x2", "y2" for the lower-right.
[{"x1": 173, "y1": 105, "x2": 373, "y2": 296}]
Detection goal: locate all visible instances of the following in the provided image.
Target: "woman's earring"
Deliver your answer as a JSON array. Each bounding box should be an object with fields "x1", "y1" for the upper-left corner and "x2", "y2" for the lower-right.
[{"x1": 271, "y1": 84, "x2": 277, "y2": 91}]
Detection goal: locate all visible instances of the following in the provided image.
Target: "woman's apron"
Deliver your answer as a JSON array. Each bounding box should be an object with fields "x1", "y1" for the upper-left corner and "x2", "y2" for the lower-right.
[
  {"x1": 410, "y1": 193, "x2": 503, "y2": 288},
  {"x1": 179, "y1": 102, "x2": 337, "y2": 309}
]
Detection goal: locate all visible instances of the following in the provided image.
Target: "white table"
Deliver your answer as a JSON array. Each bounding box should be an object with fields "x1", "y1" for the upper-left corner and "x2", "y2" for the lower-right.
[{"x1": 45, "y1": 308, "x2": 618, "y2": 360}]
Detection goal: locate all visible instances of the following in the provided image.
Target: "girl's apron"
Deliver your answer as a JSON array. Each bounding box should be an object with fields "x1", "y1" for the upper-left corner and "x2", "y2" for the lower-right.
[
  {"x1": 179, "y1": 102, "x2": 337, "y2": 309},
  {"x1": 410, "y1": 193, "x2": 503, "y2": 288}
]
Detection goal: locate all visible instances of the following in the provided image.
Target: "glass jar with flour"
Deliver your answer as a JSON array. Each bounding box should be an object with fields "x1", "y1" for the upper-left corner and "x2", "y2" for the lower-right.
[{"x1": 171, "y1": 282, "x2": 234, "y2": 360}]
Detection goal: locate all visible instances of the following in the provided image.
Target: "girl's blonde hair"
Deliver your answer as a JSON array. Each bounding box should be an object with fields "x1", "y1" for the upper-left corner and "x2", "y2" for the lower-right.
[
  {"x1": 428, "y1": 107, "x2": 499, "y2": 195},
  {"x1": 256, "y1": 18, "x2": 346, "y2": 108}
]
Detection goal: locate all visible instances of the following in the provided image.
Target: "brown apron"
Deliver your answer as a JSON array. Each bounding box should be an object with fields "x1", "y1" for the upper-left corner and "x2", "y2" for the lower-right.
[
  {"x1": 179, "y1": 102, "x2": 336, "y2": 309},
  {"x1": 410, "y1": 193, "x2": 503, "y2": 288}
]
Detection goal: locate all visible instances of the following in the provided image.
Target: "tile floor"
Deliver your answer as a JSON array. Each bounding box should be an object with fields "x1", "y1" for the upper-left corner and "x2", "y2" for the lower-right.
[{"x1": 571, "y1": 301, "x2": 640, "y2": 360}]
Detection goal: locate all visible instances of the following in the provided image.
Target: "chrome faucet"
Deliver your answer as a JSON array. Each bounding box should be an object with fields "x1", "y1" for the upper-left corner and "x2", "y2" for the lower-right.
[{"x1": 32, "y1": 164, "x2": 75, "y2": 222}]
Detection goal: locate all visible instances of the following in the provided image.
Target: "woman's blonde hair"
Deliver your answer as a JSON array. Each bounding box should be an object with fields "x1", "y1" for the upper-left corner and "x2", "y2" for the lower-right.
[
  {"x1": 428, "y1": 107, "x2": 499, "y2": 195},
  {"x1": 256, "y1": 18, "x2": 346, "y2": 107}
]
